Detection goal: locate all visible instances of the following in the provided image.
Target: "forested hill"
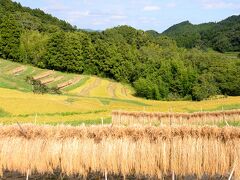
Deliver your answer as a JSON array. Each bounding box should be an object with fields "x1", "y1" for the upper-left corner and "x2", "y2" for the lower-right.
[
  {"x1": 0, "y1": 0, "x2": 75, "y2": 32},
  {"x1": 162, "y1": 15, "x2": 240, "y2": 52},
  {"x1": 0, "y1": 0, "x2": 240, "y2": 101}
]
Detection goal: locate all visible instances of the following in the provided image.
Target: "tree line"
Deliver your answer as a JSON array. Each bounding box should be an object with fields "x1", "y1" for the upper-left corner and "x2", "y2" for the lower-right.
[{"x1": 0, "y1": 0, "x2": 240, "y2": 101}]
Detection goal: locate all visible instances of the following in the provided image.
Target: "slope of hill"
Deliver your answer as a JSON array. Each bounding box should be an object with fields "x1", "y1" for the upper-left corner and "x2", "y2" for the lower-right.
[
  {"x1": 0, "y1": 0, "x2": 240, "y2": 102},
  {"x1": 1, "y1": 58, "x2": 240, "y2": 125},
  {"x1": 0, "y1": 58, "x2": 135, "y2": 100},
  {"x1": 163, "y1": 15, "x2": 240, "y2": 52}
]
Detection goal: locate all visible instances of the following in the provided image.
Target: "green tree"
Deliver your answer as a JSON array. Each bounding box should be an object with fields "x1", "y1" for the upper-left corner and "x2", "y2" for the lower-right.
[
  {"x1": 19, "y1": 30, "x2": 49, "y2": 66},
  {"x1": 192, "y1": 73, "x2": 219, "y2": 100},
  {"x1": 45, "y1": 31, "x2": 89, "y2": 73},
  {"x1": 0, "y1": 14, "x2": 22, "y2": 60},
  {"x1": 134, "y1": 78, "x2": 155, "y2": 99}
]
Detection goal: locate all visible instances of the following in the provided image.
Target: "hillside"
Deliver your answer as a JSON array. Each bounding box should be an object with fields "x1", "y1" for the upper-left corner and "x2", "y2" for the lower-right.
[
  {"x1": 162, "y1": 15, "x2": 240, "y2": 52},
  {"x1": 0, "y1": 0, "x2": 240, "y2": 102},
  {"x1": 1, "y1": 58, "x2": 240, "y2": 125},
  {"x1": 0, "y1": 58, "x2": 134, "y2": 99}
]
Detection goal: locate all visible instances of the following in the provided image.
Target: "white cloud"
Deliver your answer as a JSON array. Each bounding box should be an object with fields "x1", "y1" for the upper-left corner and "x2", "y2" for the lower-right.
[
  {"x1": 200, "y1": 0, "x2": 240, "y2": 9},
  {"x1": 90, "y1": 14, "x2": 127, "y2": 26},
  {"x1": 42, "y1": 0, "x2": 69, "y2": 12},
  {"x1": 143, "y1": 5, "x2": 160, "y2": 11},
  {"x1": 110, "y1": 15, "x2": 127, "y2": 20},
  {"x1": 92, "y1": 20, "x2": 107, "y2": 25},
  {"x1": 69, "y1": 11, "x2": 90, "y2": 18},
  {"x1": 139, "y1": 17, "x2": 158, "y2": 24},
  {"x1": 166, "y1": 2, "x2": 177, "y2": 8},
  {"x1": 65, "y1": 11, "x2": 90, "y2": 23}
]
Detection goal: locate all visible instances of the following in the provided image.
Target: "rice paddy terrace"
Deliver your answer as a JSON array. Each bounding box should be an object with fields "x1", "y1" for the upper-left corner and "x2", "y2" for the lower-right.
[{"x1": 1, "y1": 58, "x2": 240, "y2": 125}]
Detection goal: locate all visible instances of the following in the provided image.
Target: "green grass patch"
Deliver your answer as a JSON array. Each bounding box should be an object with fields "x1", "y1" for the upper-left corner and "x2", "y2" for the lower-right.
[
  {"x1": 224, "y1": 52, "x2": 240, "y2": 59},
  {"x1": 214, "y1": 104, "x2": 240, "y2": 111},
  {"x1": 0, "y1": 73, "x2": 32, "y2": 92},
  {"x1": 217, "y1": 121, "x2": 240, "y2": 127},
  {"x1": 96, "y1": 97, "x2": 150, "y2": 106},
  {"x1": 48, "y1": 73, "x2": 75, "y2": 87},
  {"x1": 43, "y1": 117, "x2": 112, "y2": 126},
  {"x1": 0, "y1": 81, "x2": 14, "y2": 89},
  {"x1": 99, "y1": 99, "x2": 111, "y2": 105},
  {"x1": 186, "y1": 103, "x2": 240, "y2": 113},
  {"x1": 0, "y1": 108, "x2": 11, "y2": 117},
  {"x1": 10, "y1": 109, "x2": 108, "y2": 118}
]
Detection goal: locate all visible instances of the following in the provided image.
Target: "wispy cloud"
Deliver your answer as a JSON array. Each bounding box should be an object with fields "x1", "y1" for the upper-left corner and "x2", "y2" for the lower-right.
[
  {"x1": 139, "y1": 17, "x2": 158, "y2": 24},
  {"x1": 143, "y1": 5, "x2": 160, "y2": 11},
  {"x1": 91, "y1": 19, "x2": 108, "y2": 25},
  {"x1": 42, "y1": 0, "x2": 69, "y2": 12},
  {"x1": 166, "y1": 2, "x2": 177, "y2": 8},
  {"x1": 110, "y1": 15, "x2": 127, "y2": 20},
  {"x1": 200, "y1": 0, "x2": 240, "y2": 9}
]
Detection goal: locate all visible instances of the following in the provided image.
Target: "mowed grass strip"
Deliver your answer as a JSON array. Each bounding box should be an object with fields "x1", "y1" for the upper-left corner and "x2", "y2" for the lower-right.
[{"x1": 0, "y1": 112, "x2": 110, "y2": 125}]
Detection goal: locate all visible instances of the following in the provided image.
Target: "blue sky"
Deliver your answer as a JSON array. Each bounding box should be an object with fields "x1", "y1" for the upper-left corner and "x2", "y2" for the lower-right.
[{"x1": 13, "y1": 0, "x2": 240, "y2": 32}]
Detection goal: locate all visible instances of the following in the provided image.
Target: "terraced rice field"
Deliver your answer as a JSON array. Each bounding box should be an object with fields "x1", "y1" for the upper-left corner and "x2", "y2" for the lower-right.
[{"x1": 1, "y1": 58, "x2": 240, "y2": 125}]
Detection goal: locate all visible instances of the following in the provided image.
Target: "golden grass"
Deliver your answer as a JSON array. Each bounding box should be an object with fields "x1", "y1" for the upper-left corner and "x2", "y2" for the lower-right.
[
  {"x1": 0, "y1": 112, "x2": 110, "y2": 124},
  {"x1": 1, "y1": 87, "x2": 240, "y2": 124},
  {"x1": 69, "y1": 77, "x2": 96, "y2": 95},
  {"x1": 0, "y1": 88, "x2": 104, "y2": 115},
  {"x1": 139, "y1": 96, "x2": 240, "y2": 112},
  {"x1": 1, "y1": 124, "x2": 240, "y2": 178},
  {"x1": 90, "y1": 79, "x2": 110, "y2": 97},
  {"x1": 114, "y1": 83, "x2": 135, "y2": 99}
]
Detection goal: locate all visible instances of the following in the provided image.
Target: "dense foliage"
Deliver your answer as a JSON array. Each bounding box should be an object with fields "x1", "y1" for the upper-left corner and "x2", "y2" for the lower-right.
[
  {"x1": 0, "y1": 0, "x2": 240, "y2": 101},
  {"x1": 163, "y1": 16, "x2": 240, "y2": 52}
]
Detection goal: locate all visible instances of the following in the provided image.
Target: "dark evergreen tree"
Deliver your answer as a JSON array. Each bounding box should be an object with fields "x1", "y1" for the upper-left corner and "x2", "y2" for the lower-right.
[{"x1": 0, "y1": 14, "x2": 22, "y2": 60}]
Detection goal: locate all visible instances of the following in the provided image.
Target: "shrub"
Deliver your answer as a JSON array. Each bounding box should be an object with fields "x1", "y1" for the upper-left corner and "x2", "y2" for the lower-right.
[{"x1": 26, "y1": 76, "x2": 61, "y2": 94}]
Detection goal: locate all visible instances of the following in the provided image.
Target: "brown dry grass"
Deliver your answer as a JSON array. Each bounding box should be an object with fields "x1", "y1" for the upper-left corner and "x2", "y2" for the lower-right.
[
  {"x1": 40, "y1": 77, "x2": 55, "y2": 84},
  {"x1": 33, "y1": 70, "x2": 54, "y2": 80},
  {"x1": 112, "y1": 110, "x2": 240, "y2": 126},
  {"x1": 10, "y1": 66, "x2": 26, "y2": 75},
  {"x1": 0, "y1": 124, "x2": 240, "y2": 178},
  {"x1": 57, "y1": 77, "x2": 81, "y2": 89}
]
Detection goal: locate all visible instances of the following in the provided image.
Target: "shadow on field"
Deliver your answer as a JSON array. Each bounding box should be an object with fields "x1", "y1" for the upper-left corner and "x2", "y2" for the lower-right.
[{"x1": 1, "y1": 171, "x2": 231, "y2": 180}]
